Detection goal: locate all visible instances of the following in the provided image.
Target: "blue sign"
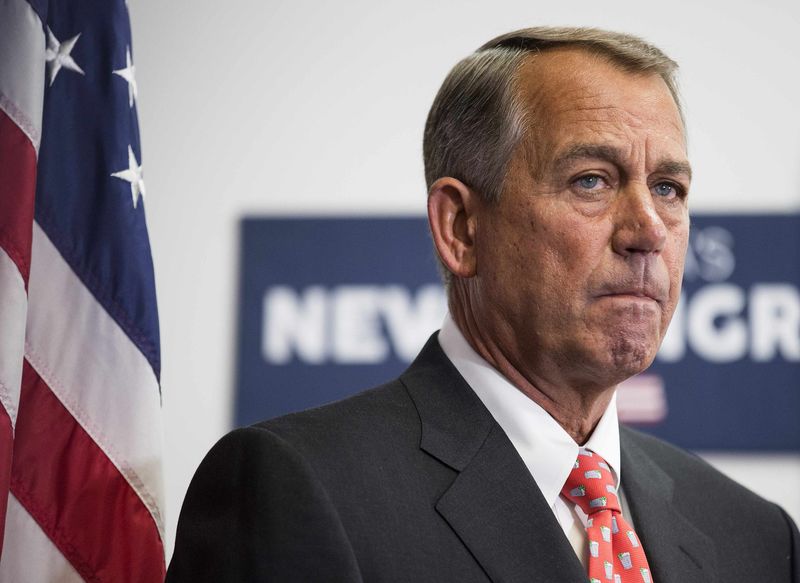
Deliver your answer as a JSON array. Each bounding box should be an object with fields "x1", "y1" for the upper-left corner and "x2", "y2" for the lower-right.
[
  {"x1": 234, "y1": 217, "x2": 445, "y2": 425},
  {"x1": 234, "y1": 215, "x2": 800, "y2": 451}
]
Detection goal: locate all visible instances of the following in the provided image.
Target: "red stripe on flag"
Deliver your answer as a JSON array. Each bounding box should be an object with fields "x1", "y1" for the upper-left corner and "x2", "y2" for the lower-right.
[
  {"x1": 0, "y1": 108, "x2": 36, "y2": 285},
  {"x1": 11, "y1": 360, "x2": 165, "y2": 583},
  {"x1": 0, "y1": 408, "x2": 12, "y2": 555}
]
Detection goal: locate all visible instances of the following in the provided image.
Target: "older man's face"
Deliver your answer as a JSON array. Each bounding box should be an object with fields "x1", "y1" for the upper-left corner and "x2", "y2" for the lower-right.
[{"x1": 473, "y1": 49, "x2": 690, "y2": 388}]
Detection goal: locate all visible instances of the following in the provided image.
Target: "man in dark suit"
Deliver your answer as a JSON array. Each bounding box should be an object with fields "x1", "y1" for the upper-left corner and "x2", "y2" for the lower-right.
[{"x1": 168, "y1": 28, "x2": 799, "y2": 582}]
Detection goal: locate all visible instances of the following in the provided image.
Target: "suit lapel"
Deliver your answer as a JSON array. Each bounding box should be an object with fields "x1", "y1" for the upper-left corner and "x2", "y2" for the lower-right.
[
  {"x1": 401, "y1": 337, "x2": 586, "y2": 583},
  {"x1": 621, "y1": 428, "x2": 718, "y2": 583},
  {"x1": 435, "y1": 424, "x2": 587, "y2": 583}
]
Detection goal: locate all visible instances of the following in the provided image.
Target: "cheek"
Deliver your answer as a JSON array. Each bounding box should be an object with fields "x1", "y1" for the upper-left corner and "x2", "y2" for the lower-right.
[
  {"x1": 511, "y1": 218, "x2": 576, "y2": 278},
  {"x1": 486, "y1": 201, "x2": 606, "y2": 303},
  {"x1": 666, "y1": 226, "x2": 690, "y2": 286},
  {"x1": 520, "y1": 231, "x2": 597, "y2": 321},
  {"x1": 661, "y1": 229, "x2": 690, "y2": 326},
  {"x1": 542, "y1": 222, "x2": 608, "y2": 283}
]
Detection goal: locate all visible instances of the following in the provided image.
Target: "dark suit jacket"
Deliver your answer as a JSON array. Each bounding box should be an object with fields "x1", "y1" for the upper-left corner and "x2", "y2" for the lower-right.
[{"x1": 168, "y1": 336, "x2": 799, "y2": 582}]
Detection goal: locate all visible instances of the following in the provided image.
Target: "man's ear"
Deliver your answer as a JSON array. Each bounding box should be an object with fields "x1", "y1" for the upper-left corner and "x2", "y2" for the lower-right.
[{"x1": 427, "y1": 177, "x2": 479, "y2": 279}]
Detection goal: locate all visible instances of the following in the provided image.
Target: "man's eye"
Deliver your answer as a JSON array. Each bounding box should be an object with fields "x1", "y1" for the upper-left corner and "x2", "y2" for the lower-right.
[
  {"x1": 653, "y1": 182, "x2": 680, "y2": 198},
  {"x1": 575, "y1": 175, "x2": 604, "y2": 190}
]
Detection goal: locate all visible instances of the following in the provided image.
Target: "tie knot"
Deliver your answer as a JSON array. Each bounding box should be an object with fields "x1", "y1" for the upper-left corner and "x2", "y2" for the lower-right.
[{"x1": 561, "y1": 449, "x2": 620, "y2": 515}]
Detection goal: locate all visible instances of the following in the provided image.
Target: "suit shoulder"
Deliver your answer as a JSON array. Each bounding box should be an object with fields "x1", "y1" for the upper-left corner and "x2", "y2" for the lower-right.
[
  {"x1": 250, "y1": 379, "x2": 421, "y2": 461},
  {"x1": 621, "y1": 426, "x2": 783, "y2": 513},
  {"x1": 254, "y1": 379, "x2": 415, "y2": 434}
]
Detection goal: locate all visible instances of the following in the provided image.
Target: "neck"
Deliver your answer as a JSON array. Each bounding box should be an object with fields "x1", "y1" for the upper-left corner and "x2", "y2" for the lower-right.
[{"x1": 449, "y1": 295, "x2": 616, "y2": 445}]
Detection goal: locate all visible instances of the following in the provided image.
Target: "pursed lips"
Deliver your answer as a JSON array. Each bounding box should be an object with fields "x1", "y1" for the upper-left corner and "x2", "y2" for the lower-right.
[{"x1": 594, "y1": 286, "x2": 667, "y2": 305}]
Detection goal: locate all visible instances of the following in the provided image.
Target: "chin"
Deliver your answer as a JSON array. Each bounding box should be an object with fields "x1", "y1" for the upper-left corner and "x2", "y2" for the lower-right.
[
  {"x1": 584, "y1": 312, "x2": 661, "y2": 375},
  {"x1": 564, "y1": 332, "x2": 659, "y2": 389},
  {"x1": 608, "y1": 334, "x2": 659, "y2": 378}
]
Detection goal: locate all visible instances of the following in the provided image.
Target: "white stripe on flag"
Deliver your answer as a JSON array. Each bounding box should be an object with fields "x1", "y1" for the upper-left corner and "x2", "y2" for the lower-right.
[
  {"x1": 25, "y1": 222, "x2": 165, "y2": 537},
  {"x1": 0, "y1": 494, "x2": 83, "y2": 583},
  {"x1": 0, "y1": 249, "x2": 26, "y2": 428},
  {"x1": 0, "y1": 0, "x2": 45, "y2": 151}
]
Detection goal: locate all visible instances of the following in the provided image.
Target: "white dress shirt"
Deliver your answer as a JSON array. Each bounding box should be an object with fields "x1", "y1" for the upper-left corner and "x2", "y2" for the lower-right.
[{"x1": 437, "y1": 314, "x2": 630, "y2": 567}]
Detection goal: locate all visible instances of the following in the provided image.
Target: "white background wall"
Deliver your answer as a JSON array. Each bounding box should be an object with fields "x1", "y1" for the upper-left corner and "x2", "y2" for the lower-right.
[{"x1": 127, "y1": 0, "x2": 800, "y2": 559}]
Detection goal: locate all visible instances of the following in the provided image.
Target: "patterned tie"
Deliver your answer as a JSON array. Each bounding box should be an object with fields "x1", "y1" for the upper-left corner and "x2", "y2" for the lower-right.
[{"x1": 562, "y1": 449, "x2": 653, "y2": 583}]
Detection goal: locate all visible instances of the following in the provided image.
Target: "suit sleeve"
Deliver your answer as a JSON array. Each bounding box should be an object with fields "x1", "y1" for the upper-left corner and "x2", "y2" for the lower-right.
[{"x1": 166, "y1": 427, "x2": 363, "y2": 582}]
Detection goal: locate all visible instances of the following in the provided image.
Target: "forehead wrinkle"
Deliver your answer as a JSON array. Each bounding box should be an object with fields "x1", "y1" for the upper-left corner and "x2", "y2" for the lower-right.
[
  {"x1": 521, "y1": 107, "x2": 641, "y2": 182},
  {"x1": 555, "y1": 103, "x2": 659, "y2": 133}
]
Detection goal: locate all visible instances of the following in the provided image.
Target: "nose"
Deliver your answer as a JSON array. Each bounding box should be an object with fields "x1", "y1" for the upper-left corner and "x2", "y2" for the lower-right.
[{"x1": 611, "y1": 183, "x2": 667, "y2": 256}]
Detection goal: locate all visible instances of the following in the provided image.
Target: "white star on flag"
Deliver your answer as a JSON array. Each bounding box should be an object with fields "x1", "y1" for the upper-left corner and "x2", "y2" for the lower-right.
[
  {"x1": 113, "y1": 47, "x2": 138, "y2": 108},
  {"x1": 45, "y1": 27, "x2": 85, "y2": 86},
  {"x1": 111, "y1": 145, "x2": 146, "y2": 208}
]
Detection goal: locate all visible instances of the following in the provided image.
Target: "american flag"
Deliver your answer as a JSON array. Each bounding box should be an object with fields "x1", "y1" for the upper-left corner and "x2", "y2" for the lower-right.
[{"x1": 0, "y1": 0, "x2": 165, "y2": 580}]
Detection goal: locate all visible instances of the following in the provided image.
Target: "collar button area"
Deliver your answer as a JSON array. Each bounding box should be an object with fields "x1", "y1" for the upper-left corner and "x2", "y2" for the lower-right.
[{"x1": 562, "y1": 448, "x2": 621, "y2": 514}]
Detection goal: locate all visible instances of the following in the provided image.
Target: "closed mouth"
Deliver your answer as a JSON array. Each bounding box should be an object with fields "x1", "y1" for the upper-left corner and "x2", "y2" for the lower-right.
[{"x1": 597, "y1": 291, "x2": 662, "y2": 304}]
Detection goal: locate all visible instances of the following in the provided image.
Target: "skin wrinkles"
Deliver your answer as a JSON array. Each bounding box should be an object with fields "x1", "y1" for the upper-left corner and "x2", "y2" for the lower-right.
[
  {"x1": 552, "y1": 144, "x2": 692, "y2": 184},
  {"x1": 433, "y1": 48, "x2": 691, "y2": 443}
]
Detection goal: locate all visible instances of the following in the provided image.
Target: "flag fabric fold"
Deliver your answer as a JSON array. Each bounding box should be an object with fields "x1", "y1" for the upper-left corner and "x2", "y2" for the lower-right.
[{"x1": 0, "y1": 0, "x2": 165, "y2": 580}]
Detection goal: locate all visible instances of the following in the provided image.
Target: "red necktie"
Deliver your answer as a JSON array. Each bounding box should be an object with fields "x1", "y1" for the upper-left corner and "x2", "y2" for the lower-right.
[{"x1": 562, "y1": 449, "x2": 653, "y2": 583}]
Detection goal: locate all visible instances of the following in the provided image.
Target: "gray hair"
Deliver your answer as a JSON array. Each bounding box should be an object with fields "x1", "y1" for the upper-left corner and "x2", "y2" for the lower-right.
[{"x1": 423, "y1": 27, "x2": 683, "y2": 205}]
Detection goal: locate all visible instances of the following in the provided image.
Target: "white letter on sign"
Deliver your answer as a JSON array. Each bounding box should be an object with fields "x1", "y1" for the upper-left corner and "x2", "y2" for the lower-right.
[
  {"x1": 750, "y1": 284, "x2": 800, "y2": 362},
  {"x1": 332, "y1": 286, "x2": 389, "y2": 364},
  {"x1": 262, "y1": 286, "x2": 327, "y2": 364},
  {"x1": 688, "y1": 284, "x2": 747, "y2": 362}
]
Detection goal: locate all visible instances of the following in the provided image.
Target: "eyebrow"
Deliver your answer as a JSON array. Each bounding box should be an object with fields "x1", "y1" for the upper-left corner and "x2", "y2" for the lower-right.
[
  {"x1": 654, "y1": 160, "x2": 693, "y2": 181},
  {"x1": 552, "y1": 143, "x2": 692, "y2": 181}
]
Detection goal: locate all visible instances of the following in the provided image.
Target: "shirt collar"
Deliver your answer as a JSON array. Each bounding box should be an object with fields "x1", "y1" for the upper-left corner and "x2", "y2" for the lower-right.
[{"x1": 437, "y1": 313, "x2": 621, "y2": 507}]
